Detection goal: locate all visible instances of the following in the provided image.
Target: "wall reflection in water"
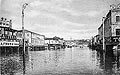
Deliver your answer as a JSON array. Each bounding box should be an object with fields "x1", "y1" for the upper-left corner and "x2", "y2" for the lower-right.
[
  {"x1": 0, "y1": 51, "x2": 29, "y2": 75},
  {"x1": 1, "y1": 56, "x2": 23, "y2": 75},
  {"x1": 96, "y1": 48, "x2": 120, "y2": 75},
  {"x1": 1, "y1": 47, "x2": 120, "y2": 75}
]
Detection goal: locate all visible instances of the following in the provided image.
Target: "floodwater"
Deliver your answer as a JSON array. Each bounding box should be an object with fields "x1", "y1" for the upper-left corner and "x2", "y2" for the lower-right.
[{"x1": 1, "y1": 46, "x2": 120, "y2": 75}]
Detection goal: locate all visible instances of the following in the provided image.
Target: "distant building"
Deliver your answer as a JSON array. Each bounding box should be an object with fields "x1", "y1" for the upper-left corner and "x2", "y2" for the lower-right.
[
  {"x1": 45, "y1": 36, "x2": 65, "y2": 49},
  {"x1": 65, "y1": 40, "x2": 73, "y2": 47},
  {"x1": 45, "y1": 36, "x2": 64, "y2": 45}
]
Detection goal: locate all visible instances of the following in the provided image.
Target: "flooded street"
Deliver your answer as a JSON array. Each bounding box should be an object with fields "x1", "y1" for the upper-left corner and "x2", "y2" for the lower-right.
[
  {"x1": 26, "y1": 47, "x2": 96, "y2": 75},
  {"x1": 1, "y1": 46, "x2": 120, "y2": 75}
]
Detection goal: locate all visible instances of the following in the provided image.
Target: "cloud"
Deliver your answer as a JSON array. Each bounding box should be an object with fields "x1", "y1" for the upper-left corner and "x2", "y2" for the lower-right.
[
  {"x1": 26, "y1": 10, "x2": 40, "y2": 17},
  {"x1": 1, "y1": 0, "x2": 115, "y2": 39},
  {"x1": 29, "y1": 0, "x2": 98, "y2": 20},
  {"x1": 53, "y1": 7, "x2": 80, "y2": 16},
  {"x1": 55, "y1": 7, "x2": 102, "y2": 17},
  {"x1": 63, "y1": 21, "x2": 85, "y2": 27},
  {"x1": 30, "y1": 0, "x2": 43, "y2": 7},
  {"x1": 67, "y1": 10, "x2": 103, "y2": 17},
  {"x1": 85, "y1": 10, "x2": 103, "y2": 17},
  {"x1": 50, "y1": 0, "x2": 72, "y2": 7},
  {"x1": 71, "y1": 29, "x2": 96, "y2": 33},
  {"x1": 29, "y1": 0, "x2": 76, "y2": 16},
  {"x1": 0, "y1": 0, "x2": 1, "y2": 5},
  {"x1": 10, "y1": 16, "x2": 16, "y2": 20}
]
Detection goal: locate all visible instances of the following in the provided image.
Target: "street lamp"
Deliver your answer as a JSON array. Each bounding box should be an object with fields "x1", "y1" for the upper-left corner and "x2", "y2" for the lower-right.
[
  {"x1": 102, "y1": 17, "x2": 106, "y2": 51},
  {"x1": 22, "y1": 3, "x2": 28, "y2": 51},
  {"x1": 102, "y1": 17, "x2": 107, "y2": 73},
  {"x1": 22, "y1": 3, "x2": 28, "y2": 74}
]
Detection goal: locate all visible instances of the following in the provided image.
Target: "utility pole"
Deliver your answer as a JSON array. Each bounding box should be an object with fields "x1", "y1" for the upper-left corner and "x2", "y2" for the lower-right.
[{"x1": 22, "y1": 3, "x2": 28, "y2": 75}]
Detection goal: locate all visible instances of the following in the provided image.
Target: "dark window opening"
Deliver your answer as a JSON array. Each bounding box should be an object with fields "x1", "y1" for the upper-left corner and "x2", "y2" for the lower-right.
[
  {"x1": 116, "y1": 16, "x2": 120, "y2": 22},
  {"x1": 116, "y1": 29, "x2": 120, "y2": 36},
  {"x1": 118, "y1": 45, "x2": 120, "y2": 49},
  {"x1": 27, "y1": 34, "x2": 29, "y2": 36},
  {"x1": 0, "y1": 22, "x2": 2, "y2": 25}
]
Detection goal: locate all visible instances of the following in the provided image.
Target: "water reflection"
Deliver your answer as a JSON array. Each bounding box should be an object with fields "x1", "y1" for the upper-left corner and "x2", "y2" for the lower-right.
[
  {"x1": 95, "y1": 48, "x2": 120, "y2": 75},
  {"x1": 26, "y1": 47, "x2": 96, "y2": 75},
  {"x1": 1, "y1": 47, "x2": 120, "y2": 75},
  {"x1": 0, "y1": 50, "x2": 29, "y2": 75},
  {"x1": 1, "y1": 55, "x2": 23, "y2": 75}
]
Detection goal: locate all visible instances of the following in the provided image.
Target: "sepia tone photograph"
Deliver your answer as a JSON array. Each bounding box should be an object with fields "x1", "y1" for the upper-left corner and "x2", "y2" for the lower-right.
[{"x1": 0, "y1": 0, "x2": 120, "y2": 75}]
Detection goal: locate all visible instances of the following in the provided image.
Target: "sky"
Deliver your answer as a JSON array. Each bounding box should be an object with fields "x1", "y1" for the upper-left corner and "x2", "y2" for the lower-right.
[{"x1": 0, "y1": 0, "x2": 120, "y2": 40}]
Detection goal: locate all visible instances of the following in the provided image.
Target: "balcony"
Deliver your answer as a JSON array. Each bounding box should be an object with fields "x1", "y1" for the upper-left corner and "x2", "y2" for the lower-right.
[{"x1": 0, "y1": 41, "x2": 19, "y2": 47}]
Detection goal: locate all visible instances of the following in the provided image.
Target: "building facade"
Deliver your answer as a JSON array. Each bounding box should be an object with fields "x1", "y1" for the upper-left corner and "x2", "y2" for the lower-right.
[
  {"x1": 0, "y1": 17, "x2": 19, "y2": 47},
  {"x1": 45, "y1": 36, "x2": 65, "y2": 49},
  {"x1": 98, "y1": 4, "x2": 120, "y2": 45},
  {"x1": 45, "y1": 36, "x2": 64, "y2": 45},
  {"x1": 17, "y1": 30, "x2": 45, "y2": 50}
]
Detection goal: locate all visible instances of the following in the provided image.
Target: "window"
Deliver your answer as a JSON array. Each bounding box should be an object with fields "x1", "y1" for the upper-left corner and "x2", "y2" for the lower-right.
[
  {"x1": 0, "y1": 28, "x2": 1, "y2": 34},
  {"x1": 5, "y1": 31, "x2": 8, "y2": 35},
  {"x1": 27, "y1": 34, "x2": 29, "y2": 36},
  {"x1": 118, "y1": 45, "x2": 120, "y2": 49},
  {"x1": 116, "y1": 16, "x2": 120, "y2": 22},
  {"x1": 116, "y1": 29, "x2": 120, "y2": 36},
  {"x1": 0, "y1": 22, "x2": 2, "y2": 25},
  {"x1": 3, "y1": 23, "x2": 5, "y2": 25}
]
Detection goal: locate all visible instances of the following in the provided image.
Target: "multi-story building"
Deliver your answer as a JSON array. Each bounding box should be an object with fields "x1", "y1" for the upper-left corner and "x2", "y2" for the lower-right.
[
  {"x1": 0, "y1": 17, "x2": 20, "y2": 55},
  {"x1": 0, "y1": 17, "x2": 19, "y2": 47},
  {"x1": 98, "y1": 4, "x2": 120, "y2": 46},
  {"x1": 17, "y1": 30, "x2": 45, "y2": 50},
  {"x1": 0, "y1": 17, "x2": 46, "y2": 52}
]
